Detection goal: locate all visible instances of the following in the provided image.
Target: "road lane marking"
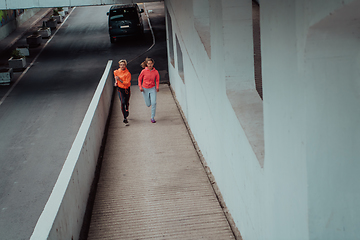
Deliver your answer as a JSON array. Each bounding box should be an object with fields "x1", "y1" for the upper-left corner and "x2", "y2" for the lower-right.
[
  {"x1": 127, "y1": 3, "x2": 156, "y2": 65},
  {"x1": 0, "y1": 7, "x2": 76, "y2": 107}
]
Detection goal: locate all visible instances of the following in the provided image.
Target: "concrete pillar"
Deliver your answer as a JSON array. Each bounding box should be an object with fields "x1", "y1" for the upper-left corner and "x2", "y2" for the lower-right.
[
  {"x1": 304, "y1": 1, "x2": 360, "y2": 239},
  {"x1": 164, "y1": 0, "x2": 360, "y2": 239}
]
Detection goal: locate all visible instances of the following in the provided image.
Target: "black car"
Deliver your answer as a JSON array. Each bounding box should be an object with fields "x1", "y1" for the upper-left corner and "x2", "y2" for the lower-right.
[{"x1": 106, "y1": 3, "x2": 144, "y2": 43}]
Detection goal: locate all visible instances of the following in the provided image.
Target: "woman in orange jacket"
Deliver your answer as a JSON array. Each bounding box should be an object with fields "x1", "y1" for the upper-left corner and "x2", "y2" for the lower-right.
[{"x1": 114, "y1": 59, "x2": 131, "y2": 125}]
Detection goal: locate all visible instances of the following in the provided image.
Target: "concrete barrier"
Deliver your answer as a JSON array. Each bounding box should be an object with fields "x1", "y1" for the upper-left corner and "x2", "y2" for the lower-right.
[{"x1": 30, "y1": 60, "x2": 113, "y2": 240}]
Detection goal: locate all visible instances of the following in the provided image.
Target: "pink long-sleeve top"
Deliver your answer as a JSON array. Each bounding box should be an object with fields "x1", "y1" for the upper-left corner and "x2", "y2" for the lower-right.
[{"x1": 138, "y1": 67, "x2": 160, "y2": 91}]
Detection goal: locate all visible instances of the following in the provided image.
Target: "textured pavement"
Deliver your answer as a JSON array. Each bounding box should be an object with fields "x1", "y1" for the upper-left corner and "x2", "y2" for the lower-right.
[
  {"x1": 1, "y1": 5, "x2": 236, "y2": 239},
  {"x1": 87, "y1": 84, "x2": 235, "y2": 239}
]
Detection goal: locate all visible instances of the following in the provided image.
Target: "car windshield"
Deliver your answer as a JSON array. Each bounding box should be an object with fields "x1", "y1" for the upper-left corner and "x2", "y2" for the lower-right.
[{"x1": 109, "y1": 8, "x2": 138, "y2": 21}]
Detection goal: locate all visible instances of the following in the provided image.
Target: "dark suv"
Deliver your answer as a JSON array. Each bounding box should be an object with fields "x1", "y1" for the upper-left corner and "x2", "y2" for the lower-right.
[{"x1": 106, "y1": 4, "x2": 144, "y2": 43}]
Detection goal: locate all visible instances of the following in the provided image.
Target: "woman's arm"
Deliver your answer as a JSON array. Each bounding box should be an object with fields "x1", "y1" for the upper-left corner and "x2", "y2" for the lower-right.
[
  {"x1": 122, "y1": 72, "x2": 131, "y2": 85},
  {"x1": 156, "y1": 71, "x2": 160, "y2": 92},
  {"x1": 138, "y1": 70, "x2": 144, "y2": 91},
  {"x1": 113, "y1": 71, "x2": 118, "y2": 86}
]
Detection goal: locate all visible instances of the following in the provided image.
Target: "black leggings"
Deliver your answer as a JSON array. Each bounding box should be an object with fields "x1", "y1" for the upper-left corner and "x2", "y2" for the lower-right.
[{"x1": 117, "y1": 87, "x2": 131, "y2": 119}]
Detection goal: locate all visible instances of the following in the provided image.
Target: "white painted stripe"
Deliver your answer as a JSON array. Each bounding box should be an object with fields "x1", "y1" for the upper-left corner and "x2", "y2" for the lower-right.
[
  {"x1": 127, "y1": 3, "x2": 156, "y2": 64},
  {"x1": 0, "y1": 7, "x2": 76, "y2": 106}
]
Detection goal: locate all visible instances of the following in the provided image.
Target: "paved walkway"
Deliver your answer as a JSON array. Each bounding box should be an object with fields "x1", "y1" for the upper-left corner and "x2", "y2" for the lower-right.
[
  {"x1": 87, "y1": 84, "x2": 235, "y2": 239},
  {"x1": 0, "y1": 8, "x2": 236, "y2": 239}
]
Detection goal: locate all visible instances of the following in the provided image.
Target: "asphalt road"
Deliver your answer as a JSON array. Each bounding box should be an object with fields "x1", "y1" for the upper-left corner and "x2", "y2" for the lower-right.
[{"x1": 0, "y1": 2, "x2": 167, "y2": 239}]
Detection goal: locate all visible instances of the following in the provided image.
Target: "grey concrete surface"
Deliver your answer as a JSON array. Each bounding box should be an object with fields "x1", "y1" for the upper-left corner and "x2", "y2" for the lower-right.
[
  {"x1": 0, "y1": 0, "x2": 162, "y2": 10},
  {"x1": 0, "y1": 2, "x2": 233, "y2": 239},
  {"x1": 0, "y1": 3, "x2": 166, "y2": 239},
  {"x1": 86, "y1": 84, "x2": 235, "y2": 239},
  {"x1": 0, "y1": 8, "x2": 52, "y2": 52}
]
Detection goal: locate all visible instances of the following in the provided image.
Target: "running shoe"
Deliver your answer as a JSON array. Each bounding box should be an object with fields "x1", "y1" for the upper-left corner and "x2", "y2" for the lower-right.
[
  {"x1": 151, "y1": 118, "x2": 156, "y2": 123},
  {"x1": 123, "y1": 118, "x2": 129, "y2": 126}
]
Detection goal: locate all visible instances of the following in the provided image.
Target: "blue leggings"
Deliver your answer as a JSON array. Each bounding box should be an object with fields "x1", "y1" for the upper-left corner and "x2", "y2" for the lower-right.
[{"x1": 142, "y1": 87, "x2": 157, "y2": 119}]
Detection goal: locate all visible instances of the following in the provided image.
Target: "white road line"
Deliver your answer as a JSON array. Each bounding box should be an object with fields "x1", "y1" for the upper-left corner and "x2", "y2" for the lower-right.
[
  {"x1": 127, "y1": 3, "x2": 156, "y2": 64},
  {"x1": 0, "y1": 7, "x2": 76, "y2": 107}
]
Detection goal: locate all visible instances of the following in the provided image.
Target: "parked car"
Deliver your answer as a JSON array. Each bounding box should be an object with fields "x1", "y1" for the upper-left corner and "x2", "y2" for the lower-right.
[{"x1": 107, "y1": 4, "x2": 144, "y2": 43}]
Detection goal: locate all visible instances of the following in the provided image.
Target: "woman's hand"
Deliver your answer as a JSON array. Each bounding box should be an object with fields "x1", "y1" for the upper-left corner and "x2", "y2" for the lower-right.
[
  {"x1": 140, "y1": 88, "x2": 144, "y2": 92},
  {"x1": 115, "y1": 76, "x2": 123, "y2": 83},
  {"x1": 156, "y1": 89, "x2": 159, "y2": 92}
]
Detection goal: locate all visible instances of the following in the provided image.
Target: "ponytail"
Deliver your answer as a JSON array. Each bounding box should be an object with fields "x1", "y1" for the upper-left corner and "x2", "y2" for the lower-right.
[{"x1": 141, "y1": 57, "x2": 155, "y2": 68}]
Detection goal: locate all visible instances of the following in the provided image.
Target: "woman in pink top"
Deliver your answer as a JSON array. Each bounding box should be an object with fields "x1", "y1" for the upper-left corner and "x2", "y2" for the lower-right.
[{"x1": 138, "y1": 57, "x2": 160, "y2": 123}]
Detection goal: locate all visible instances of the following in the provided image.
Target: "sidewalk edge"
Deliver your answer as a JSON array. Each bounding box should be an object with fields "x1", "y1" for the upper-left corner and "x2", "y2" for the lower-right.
[
  {"x1": 169, "y1": 84, "x2": 243, "y2": 240},
  {"x1": 2, "y1": 8, "x2": 53, "y2": 52}
]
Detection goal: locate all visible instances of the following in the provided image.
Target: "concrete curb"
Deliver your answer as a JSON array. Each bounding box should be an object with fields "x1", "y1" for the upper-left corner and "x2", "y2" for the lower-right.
[
  {"x1": 169, "y1": 85, "x2": 243, "y2": 240},
  {"x1": 0, "y1": 8, "x2": 52, "y2": 53}
]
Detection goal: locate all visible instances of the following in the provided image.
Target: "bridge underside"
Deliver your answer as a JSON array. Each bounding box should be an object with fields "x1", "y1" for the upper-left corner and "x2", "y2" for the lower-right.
[{"x1": 0, "y1": 0, "x2": 162, "y2": 10}]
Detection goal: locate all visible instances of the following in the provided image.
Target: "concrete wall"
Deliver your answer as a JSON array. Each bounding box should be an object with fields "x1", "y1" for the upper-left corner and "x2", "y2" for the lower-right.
[
  {"x1": 164, "y1": 0, "x2": 360, "y2": 239},
  {"x1": 302, "y1": 1, "x2": 360, "y2": 239},
  {"x1": 0, "y1": 8, "x2": 42, "y2": 41},
  {"x1": 30, "y1": 61, "x2": 113, "y2": 240},
  {"x1": 0, "y1": 0, "x2": 162, "y2": 10}
]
